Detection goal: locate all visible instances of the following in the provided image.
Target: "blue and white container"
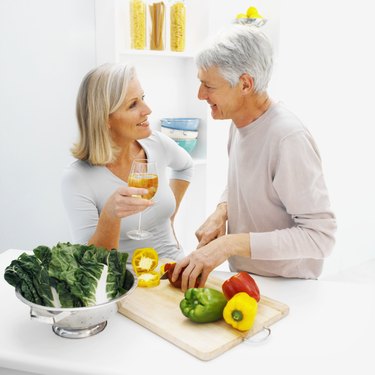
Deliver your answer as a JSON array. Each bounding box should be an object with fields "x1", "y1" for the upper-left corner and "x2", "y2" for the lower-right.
[{"x1": 160, "y1": 117, "x2": 200, "y2": 131}]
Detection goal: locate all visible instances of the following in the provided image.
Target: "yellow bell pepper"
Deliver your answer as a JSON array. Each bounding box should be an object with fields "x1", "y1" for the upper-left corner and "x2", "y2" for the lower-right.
[
  {"x1": 223, "y1": 292, "x2": 258, "y2": 331},
  {"x1": 131, "y1": 248, "x2": 158, "y2": 275},
  {"x1": 137, "y1": 271, "x2": 160, "y2": 288},
  {"x1": 131, "y1": 248, "x2": 161, "y2": 288}
]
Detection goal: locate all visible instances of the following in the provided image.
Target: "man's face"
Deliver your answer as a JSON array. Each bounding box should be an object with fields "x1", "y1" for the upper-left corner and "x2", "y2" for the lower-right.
[{"x1": 197, "y1": 66, "x2": 243, "y2": 121}]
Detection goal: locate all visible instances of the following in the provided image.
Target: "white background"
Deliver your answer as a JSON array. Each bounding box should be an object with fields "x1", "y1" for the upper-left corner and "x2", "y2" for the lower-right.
[
  {"x1": 275, "y1": 0, "x2": 375, "y2": 273},
  {"x1": 0, "y1": 0, "x2": 374, "y2": 277},
  {"x1": 0, "y1": 0, "x2": 95, "y2": 250}
]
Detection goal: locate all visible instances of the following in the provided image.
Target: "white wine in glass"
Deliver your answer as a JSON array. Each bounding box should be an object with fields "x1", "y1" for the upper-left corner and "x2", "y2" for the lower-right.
[{"x1": 127, "y1": 159, "x2": 158, "y2": 240}]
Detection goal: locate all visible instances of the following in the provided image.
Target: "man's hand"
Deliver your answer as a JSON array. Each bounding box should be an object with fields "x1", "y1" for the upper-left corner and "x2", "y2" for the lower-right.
[
  {"x1": 172, "y1": 237, "x2": 229, "y2": 291},
  {"x1": 195, "y1": 203, "x2": 228, "y2": 248},
  {"x1": 172, "y1": 233, "x2": 251, "y2": 292}
]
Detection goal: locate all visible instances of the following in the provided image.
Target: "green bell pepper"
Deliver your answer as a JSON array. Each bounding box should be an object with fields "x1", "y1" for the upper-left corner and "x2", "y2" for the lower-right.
[{"x1": 179, "y1": 287, "x2": 227, "y2": 323}]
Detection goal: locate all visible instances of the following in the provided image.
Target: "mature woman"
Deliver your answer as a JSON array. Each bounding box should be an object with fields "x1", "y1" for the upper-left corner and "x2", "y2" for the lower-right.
[{"x1": 61, "y1": 63, "x2": 193, "y2": 260}]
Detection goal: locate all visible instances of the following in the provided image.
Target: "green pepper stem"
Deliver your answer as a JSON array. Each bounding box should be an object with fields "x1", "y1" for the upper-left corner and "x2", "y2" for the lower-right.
[{"x1": 231, "y1": 309, "x2": 243, "y2": 322}]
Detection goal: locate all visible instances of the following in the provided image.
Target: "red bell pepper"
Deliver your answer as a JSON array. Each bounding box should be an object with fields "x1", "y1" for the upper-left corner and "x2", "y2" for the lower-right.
[
  {"x1": 222, "y1": 271, "x2": 260, "y2": 302},
  {"x1": 164, "y1": 262, "x2": 200, "y2": 289}
]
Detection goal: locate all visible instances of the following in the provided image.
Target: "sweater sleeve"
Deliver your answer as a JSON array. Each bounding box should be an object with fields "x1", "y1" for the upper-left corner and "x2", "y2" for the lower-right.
[
  {"x1": 250, "y1": 130, "x2": 337, "y2": 261},
  {"x1": 219, "y1": 185, "x2": 228, "y2": 203},
  {"x1": 218, "y1": 123, "x2": 234, "y2": 204},
  {"x1": 158, "y1": 132, "x2": 194, "y2": 181}
]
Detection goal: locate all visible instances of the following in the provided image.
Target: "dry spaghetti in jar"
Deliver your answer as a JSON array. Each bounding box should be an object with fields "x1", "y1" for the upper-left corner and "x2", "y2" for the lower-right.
[{"x1": 149, "y1": 1, "x2": 166, "y2": 50}]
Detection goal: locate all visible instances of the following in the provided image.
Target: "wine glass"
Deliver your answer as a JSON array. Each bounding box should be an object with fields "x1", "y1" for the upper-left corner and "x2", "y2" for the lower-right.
[{"x1": 127, "y1": 159, "x2": 158, "y2": 240}]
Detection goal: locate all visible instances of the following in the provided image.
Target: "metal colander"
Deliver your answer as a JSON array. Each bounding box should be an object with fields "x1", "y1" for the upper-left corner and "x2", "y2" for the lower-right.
[{"x1": 15, "y1": 270, "x2": 138, "y2": 339}]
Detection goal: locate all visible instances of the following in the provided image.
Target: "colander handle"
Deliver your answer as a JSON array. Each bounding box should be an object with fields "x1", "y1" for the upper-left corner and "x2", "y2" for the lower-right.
[{"x1": 30, "y1": 308, "x2": 70, "y2": 324}]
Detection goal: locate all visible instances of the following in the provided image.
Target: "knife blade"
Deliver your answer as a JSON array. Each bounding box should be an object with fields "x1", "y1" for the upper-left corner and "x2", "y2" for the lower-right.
[
  {"x1": 158, "y1": 261, "x2": 175, "y2": 280},
  {"x1": 160, "y1": 271, "x2": 169, "y2": 280}
]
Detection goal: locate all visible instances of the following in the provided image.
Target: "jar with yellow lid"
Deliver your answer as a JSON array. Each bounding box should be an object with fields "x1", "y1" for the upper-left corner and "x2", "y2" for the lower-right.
[
  {"x1": 170, "y1": 0, "x2": 186, "y2": 52},
  {"x1": 130, "y1": 0, "x2": 147, "y2": 50}
]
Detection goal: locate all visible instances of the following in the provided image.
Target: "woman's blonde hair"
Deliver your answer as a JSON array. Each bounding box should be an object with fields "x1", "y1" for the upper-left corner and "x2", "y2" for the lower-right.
[{"x1": 71, "y1": 63, "x2": 136, "y2": 165}]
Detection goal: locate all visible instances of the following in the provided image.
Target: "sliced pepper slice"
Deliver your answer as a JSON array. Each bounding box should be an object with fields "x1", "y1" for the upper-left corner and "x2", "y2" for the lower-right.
[
  {"x1": 137, "y1": 271, "x2": 160, "y2": 288},
  {"x1": 222, "y1": 271, "x2": 260, "y2": 302},
  {"x1": 131, "y1": 248, "x2": 158, "y2": 275},
  {"x1": 223, "y1": 292, "x2": 258, "y2": 331}
]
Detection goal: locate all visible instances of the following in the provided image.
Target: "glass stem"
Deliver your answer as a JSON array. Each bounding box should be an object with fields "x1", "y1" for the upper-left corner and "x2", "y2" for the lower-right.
[{"x1": 137, "y1": 211, "x2": 142, "y2": 232}]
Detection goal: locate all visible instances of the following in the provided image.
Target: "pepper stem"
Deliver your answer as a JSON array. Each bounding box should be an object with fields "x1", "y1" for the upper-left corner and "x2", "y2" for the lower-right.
[{"x1": 231, "y1": 309, "x2": 243, "y2": 322}]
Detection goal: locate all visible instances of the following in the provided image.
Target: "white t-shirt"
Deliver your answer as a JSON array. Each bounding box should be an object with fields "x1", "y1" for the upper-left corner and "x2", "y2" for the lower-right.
[
  {"x1": 61, "y1": 131, "x2": 194, "y2": 261},
  {"x1": 221, "y1": 102, "x2": 337, "y2": 278}
]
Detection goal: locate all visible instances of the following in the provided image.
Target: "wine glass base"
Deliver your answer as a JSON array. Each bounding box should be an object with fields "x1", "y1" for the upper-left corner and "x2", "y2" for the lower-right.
[{"x1": 127, "y1": 230, "x2": 153, "y2": 240}]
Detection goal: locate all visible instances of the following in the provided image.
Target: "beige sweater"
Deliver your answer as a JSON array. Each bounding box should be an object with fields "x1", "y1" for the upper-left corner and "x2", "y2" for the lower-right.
[{"x1": 221, "y1": 101, "x2": 337, "y2": 279}]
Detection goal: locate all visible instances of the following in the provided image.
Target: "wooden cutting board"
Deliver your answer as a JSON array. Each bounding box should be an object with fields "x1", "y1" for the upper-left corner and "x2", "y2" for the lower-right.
[{"x1": 118, "y1": 275, "x2": 289, "y2": 361}]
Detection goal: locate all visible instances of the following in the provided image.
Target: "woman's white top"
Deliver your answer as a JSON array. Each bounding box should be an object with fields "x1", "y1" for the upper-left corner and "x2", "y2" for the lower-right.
[{"x1": 61, "y1": 131, "x2": 194, "y2": 261}]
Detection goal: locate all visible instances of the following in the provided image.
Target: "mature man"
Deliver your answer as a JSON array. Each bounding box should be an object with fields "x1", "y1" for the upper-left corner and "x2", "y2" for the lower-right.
[{"x1": 173, "y1": 25, "x2": 337, "y2": 290}]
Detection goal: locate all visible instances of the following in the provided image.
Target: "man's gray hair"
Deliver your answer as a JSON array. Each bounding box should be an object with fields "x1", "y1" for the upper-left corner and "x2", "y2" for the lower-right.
[{"x1": 195, "y1": 25, "x2": 273, "y2": 93}]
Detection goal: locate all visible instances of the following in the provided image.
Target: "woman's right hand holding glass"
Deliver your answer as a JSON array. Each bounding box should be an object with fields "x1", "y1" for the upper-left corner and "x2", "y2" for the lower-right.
[{"x1": 104, "y1": 186, "x2": 154, "y2": 219}]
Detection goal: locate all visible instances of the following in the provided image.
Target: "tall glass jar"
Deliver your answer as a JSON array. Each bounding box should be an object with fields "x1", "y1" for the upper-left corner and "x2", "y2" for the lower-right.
[
  {"x1": 170, "y1": 0, "x2": 186, "y2": 52},
  {"x1": 148, "y1": 1, "x2": 166, "y2": 51},
  {"x1": 130, "y1": 0, "x2": 147, "y2": 50}
]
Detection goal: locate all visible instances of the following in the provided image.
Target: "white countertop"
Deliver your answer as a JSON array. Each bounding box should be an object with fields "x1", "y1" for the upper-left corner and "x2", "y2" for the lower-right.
[{"x1": 1, "y1": 249, "x2": 374, "y2": 375}]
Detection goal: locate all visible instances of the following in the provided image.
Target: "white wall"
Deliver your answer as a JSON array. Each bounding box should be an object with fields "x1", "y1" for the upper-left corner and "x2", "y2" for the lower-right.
[
  {"x1": 0, "y1": 0, "x2": 96, "y2": 252},
  {"x1": 1, "y1": 0, "x2": 374, "y2": 277},
  {"x1": 275, "y1": 0, "x2": 375, "y2": 274},
  {"x1": 188, "y1": 0, "x2": 375, "y2": 276},
  {"x1": 204, "y1": 0, "x2": 281, "y2": 215}
]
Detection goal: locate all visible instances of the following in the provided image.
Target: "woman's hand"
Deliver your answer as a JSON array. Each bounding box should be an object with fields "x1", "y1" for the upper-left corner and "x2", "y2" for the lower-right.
[
  {"x1": 104, "y1": 186, "x2": 153, "y2": 219},
  {"x1": 88, "y1": 186, "x2": 154, "y2": 250},
  {"x1": 195, "y1": 203, "x2": 227, "y2": 248}
]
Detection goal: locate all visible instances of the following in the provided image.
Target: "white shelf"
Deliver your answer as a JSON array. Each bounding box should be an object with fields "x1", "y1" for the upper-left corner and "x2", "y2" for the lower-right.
[
  {"x1": 193, "y1": 158, "x2": 207, "y2": 166},
  {"x1": 120, "y1": 49, "x2": 195, "y2": 59},
  {"x1": 96, "y1": 0, "x2": 281, "y2": 255},
  {"x1": 95, "y1": 0, "x2": 221, "y2": 253}
]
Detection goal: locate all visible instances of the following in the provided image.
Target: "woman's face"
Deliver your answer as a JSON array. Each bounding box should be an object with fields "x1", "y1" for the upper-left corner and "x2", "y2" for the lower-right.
[{"x1": 108, "y1": 76, "x2": 152, "y2": 145}]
